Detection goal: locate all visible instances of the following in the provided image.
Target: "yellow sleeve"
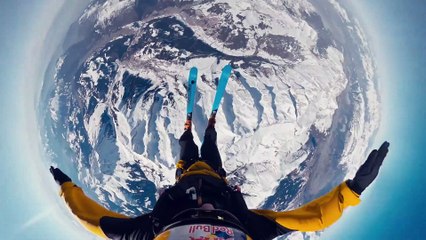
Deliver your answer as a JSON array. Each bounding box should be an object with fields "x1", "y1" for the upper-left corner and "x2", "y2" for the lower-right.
[
  {"x1": 252, "y1": 181, "x2": 360, "y2": 232},
  {"x1": 60, "y1": 182, "x2": 129, "y2": 238}
]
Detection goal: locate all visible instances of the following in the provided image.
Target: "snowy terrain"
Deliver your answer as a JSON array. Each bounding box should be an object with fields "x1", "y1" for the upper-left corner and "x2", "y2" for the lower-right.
[{"x1": 40, "y1": 0, "x2": 379, "y2": 239}]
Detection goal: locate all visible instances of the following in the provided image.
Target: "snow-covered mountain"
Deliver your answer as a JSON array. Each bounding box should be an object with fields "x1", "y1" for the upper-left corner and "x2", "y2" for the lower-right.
[{"x1": 40, "y1": 0, "x2": 379, "y2": 238}]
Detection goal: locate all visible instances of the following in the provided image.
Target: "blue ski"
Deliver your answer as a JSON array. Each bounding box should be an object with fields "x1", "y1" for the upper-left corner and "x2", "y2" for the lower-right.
[
  {"x1": 211, "y1": 64, "x2": 232, "y2": 117},
  {"x1": 186, "y1": 67, "x2": 198, "y2": 120}
]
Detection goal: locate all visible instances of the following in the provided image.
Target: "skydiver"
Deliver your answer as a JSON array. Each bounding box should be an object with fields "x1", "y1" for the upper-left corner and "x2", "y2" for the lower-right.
[{"x1": 50, "y1": 114, "x2": 389, "y2": 240}]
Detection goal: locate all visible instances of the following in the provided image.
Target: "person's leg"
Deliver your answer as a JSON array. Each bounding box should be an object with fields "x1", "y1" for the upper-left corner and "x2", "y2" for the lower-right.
[
  {"x1": 200, "y1": 121, "x2": 224, "y2": 173},
  {"x1": 179, "y1": 130, "x2": 199, "y2": 169}
]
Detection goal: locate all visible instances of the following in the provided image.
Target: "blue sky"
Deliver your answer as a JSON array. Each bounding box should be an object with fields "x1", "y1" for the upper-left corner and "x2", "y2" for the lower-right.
[
  {"x1": 0, "y1": 0, "x2": 425, "y2": 239},
  {"x1": 0, "y1": 1, "x2": 94, "y2": 239},
  {"x1": 324, "y1": 0, "x2": 426, "y2": 239}
]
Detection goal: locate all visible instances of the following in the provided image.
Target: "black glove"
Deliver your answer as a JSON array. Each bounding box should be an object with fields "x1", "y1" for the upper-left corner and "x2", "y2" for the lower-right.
[
  {"x1": 347, "y1": 141, "x2": 389, "y2": 195},
  {"x1": 49, "y1": 166, "x2": 72, "y2": 185}
]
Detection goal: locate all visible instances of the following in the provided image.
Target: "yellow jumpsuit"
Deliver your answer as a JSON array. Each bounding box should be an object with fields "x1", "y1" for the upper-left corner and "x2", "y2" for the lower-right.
[{"x1": 59, "y1": 161, "x2": 360, "y2": 239}]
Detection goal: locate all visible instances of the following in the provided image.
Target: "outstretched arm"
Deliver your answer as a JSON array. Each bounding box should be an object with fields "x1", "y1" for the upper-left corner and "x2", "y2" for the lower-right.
[
  {"x1": 50, "y1": 167, "x2": 129, "y2": 238},
  {"x1": 252, "y1": 181, "x2": 359, "y2": 231},
  {"x1": 252, "y1": 141, "x2": 390, "y2": 232}
]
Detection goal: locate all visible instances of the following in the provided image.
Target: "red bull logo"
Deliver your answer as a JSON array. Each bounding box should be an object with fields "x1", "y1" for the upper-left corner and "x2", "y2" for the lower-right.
[
  {"x1": 154, "y1": 224, "x2": 251, "y2": 240},
  {"x1": 188, "y1": 225, "x2": 234, "y2": 239}
]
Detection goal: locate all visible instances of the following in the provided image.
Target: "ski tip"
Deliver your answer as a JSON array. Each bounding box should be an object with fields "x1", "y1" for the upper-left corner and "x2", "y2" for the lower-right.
[
  {"x1": 222, "y1": 64, "x2": 232, "y2": 72},
  {"x1": 188, "y1": 67, "x2": 198, "y2": 80}
]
